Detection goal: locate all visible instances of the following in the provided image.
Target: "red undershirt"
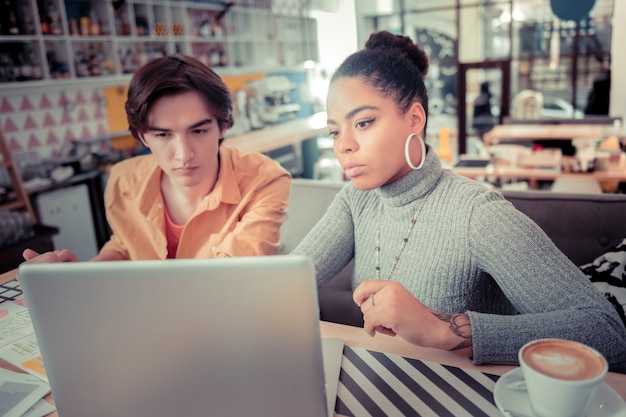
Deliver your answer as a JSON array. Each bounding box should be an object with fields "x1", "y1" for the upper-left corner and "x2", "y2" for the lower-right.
[{"x1": 164, "y1": 206, "x2": 184, "y2": 258}]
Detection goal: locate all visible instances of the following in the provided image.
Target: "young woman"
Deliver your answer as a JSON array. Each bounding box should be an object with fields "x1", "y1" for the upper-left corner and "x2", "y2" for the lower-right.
[
  {"x1": 24, "y1": 54, "x2": 291, "y2": 262},
  {"x1": 292, "y1": 31, "x2": 626, "y2": 372}
]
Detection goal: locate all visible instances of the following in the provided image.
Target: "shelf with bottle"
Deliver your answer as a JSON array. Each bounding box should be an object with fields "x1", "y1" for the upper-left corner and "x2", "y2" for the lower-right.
[
  {"x1": 0, "y1": 0, "x2": 319, "y2": 87},
  {"x1": 71, "y1": 40, "x2": 116, "y2": 77},
  {"x1": 64, "y1": 0, "x2": 111, "y2": 37},
  {"x1": 0, "y1": 41, "x2": 45, "y2": 83},
  {"x1": 118, "y1": 41, "x2": 168, "y2": 74},
  {"x1": 227, "y1": 8, "x2": 318, "y2": 68},
  {"x1": 0, "y1": 0, "x2": 39, "y2": 37},
  {"x1": 44, "y1": 39, "x2": 71, "y2": 79}
]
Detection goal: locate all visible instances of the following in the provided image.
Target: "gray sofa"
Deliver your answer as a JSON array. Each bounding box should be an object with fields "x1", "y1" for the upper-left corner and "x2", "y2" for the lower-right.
[{"x1": 279, "y1": 178, "x2": 626, "y2": 327}]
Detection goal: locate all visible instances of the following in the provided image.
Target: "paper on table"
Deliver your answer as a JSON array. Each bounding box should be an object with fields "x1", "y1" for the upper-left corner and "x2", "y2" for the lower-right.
[
  {"x1": 0, "y1": 367, "x2": 51, "y2": 417},
  {"x1": 0, "y1": 333, "x2": 47, "y2": 383},
  {"x1": 0, "y1": 292, "x2": 48, "y2": 384},
  {"x1": 21, "y1": 398, "x2": 57, "y2": 417},
  {"x1": 0, "y1": 298, "x2": 34, "y2": 349}
]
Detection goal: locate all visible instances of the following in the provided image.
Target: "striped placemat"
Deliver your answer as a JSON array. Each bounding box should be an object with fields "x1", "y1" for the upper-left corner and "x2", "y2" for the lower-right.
[
  {"x1": 0, "y1": 280, "x2": 22, "y2": 304},
  {"x1": 336, "y1": 346, "x2": 502, "y2": 417}
]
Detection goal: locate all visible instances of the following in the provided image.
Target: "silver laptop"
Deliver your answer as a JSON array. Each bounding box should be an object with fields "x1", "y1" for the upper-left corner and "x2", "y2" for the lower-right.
[{"x1": 19, "y1": 256, "x2": 343, "y2": 417}]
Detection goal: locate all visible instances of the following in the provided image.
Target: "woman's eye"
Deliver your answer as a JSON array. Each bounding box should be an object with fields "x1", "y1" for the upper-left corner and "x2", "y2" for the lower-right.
[
  {"x1": 328, "y1": 130, "x2": 338, "y2": 138},
  {"x1": 355, "y1": 118, "x2": 374, "y2": 129}
]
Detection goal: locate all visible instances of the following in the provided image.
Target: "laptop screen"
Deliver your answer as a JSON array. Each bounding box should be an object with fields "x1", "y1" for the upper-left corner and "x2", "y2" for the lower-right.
[{"x1": 19, "y1": 256, "x2": 335, "y2": 417}]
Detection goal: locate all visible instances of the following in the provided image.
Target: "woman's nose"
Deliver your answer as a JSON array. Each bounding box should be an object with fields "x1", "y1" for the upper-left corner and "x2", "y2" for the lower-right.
[{"x1": 334, "y1": 132, "x2": 356, "y2": 154}]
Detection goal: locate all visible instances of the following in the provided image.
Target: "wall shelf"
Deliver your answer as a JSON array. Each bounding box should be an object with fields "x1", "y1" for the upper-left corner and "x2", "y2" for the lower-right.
[{"x1": 0, "y1": 0, "x2": 318, "y2": 87}]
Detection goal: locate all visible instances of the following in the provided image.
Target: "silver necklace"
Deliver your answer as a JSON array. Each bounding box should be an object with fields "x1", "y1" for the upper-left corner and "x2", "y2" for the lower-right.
[{"x1": 374, "y1": 183, "x2": 437, "y2": 280}]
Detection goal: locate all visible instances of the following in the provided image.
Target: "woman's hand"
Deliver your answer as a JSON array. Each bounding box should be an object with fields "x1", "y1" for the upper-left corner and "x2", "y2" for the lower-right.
[{"x1": 353, "y1": 280, "x2": 474, "y2": 356}]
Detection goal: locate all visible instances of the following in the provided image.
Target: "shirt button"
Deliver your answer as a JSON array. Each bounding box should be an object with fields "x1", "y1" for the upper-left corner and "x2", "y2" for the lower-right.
[{"x1": 211, "y1": 246, "x2": 217, "y2": 253}]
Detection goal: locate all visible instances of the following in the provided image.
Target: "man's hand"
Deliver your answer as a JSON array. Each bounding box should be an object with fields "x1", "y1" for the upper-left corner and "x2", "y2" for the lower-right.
[{"x1": 22, "y1": 248, "x2": 79, "y2": 263}]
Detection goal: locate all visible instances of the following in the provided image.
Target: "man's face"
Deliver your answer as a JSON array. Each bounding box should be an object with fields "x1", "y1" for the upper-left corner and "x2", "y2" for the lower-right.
[{"x1": 141, "y1": 91, "x2": 224, "y2": 190}]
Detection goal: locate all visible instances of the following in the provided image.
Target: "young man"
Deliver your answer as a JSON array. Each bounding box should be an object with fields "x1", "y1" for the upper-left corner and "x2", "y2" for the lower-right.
[{"x1": 24, "y1": 54, "x2": 290, "y2": 262}]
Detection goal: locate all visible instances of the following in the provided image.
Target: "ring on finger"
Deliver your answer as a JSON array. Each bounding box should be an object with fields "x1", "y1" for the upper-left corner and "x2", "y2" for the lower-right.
[{"x1": 370, "y1": 293, "x2": 375, "y2": 306}]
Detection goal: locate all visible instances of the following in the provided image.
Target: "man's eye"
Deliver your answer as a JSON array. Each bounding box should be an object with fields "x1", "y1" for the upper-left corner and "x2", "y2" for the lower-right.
[{"x1": 193, "y1": 129, "x2": 208, "y2": 135}]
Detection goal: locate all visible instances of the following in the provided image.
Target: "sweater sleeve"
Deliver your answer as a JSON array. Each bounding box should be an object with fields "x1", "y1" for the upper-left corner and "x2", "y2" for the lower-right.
[
  {"x1": 466, "y1": 192, "x2": 626, "y2": 373},
  {"x1": 291, "y1": 188, "x2": 356, "y2": 287}
]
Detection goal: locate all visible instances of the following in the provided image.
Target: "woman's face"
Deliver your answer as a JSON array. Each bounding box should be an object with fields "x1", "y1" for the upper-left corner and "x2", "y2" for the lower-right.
[{"x1": 326, "y1": 77, "x2": 426, "y2": 190}]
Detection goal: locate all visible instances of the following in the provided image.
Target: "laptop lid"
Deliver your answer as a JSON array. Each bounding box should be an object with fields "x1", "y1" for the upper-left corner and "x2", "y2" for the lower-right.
[{"x1": 19, "y1": 256, "x2": 338, "y2": 417}]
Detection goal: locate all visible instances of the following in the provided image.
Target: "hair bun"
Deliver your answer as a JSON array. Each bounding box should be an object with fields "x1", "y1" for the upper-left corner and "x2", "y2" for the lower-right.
[{"x1": 365, "y1": 31, "x2": 429, "y2": 79}]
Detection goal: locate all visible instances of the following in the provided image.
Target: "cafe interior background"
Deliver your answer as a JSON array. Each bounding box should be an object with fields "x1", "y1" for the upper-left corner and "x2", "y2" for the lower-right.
[{"x1": 0, "y1": 0, "x2": 625, "y2": 267}]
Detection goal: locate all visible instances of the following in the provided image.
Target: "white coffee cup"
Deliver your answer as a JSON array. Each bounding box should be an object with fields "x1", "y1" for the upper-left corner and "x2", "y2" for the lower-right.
[{"x1": 518, "y1": 338, "x2": 608, "y2": 417}]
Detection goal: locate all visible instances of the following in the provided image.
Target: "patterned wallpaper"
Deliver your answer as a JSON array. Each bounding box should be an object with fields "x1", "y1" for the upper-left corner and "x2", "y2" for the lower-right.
[
  {"x1": 0, "y1": 88, "x2": 110, "y2": 160},
  {"x1": 0, "y1": 66, "x2": 312, "y2": 166}
]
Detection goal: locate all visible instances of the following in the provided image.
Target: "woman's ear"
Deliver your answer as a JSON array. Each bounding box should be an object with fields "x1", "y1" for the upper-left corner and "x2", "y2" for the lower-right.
[{"x1": 408, "y1": 102, "x2": 427, "y2": 133}]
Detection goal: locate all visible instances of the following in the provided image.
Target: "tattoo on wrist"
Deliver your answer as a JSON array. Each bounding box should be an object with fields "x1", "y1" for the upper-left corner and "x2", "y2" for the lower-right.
[{"x1": 433, "y1": 312, "x2": 472, "y2": 351}]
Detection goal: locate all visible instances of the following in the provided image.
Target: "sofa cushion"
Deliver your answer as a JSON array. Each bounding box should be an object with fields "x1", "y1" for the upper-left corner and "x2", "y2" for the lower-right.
[
  {"x1": 501, "y1": 190, "x2": 626, "y2": 266},
  {"x1": 278, "y1": 179, "x2": 346, "y2": 255},
  {"x1": 279, "y1": 179, "x2": 363, "y2": 326},
  {"x1": 580, "y1": 238, "x2": 626, "y2": 327}
]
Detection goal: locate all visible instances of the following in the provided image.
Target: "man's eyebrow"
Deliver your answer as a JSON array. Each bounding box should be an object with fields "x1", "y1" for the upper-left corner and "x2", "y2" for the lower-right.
[
  {"x1": 146, "y1": 125, "x2": 169, "y2": 132},
  {"x1": 327, "y1": 106, "x2": 379, "y2": 125},
  {"x1": 189, "y1": 118, "x2": 214, "y2": 129},
  {"x1": 147, "y1": 118, "x2": 214, "y2": 132}
]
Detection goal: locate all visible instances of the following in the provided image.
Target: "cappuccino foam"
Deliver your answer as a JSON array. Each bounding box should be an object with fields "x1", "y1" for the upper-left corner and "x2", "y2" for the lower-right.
[{"x1": 522, "y1": 340, "x2": 606, "y2": 381}]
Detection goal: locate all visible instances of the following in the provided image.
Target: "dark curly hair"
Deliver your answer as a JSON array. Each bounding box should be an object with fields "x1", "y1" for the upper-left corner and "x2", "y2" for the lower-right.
[
  {"x1": 330, "y1": 31, "x2": 430, "y2": 136},
  {"x1": 125, "y1": 54, "x2": 234, "y2": 143}
]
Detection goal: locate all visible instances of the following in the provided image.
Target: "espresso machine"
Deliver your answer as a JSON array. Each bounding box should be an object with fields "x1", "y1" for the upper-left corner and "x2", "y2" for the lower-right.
[{"x1": 243, "y1": 76, "x2": 301, "y2": 126}]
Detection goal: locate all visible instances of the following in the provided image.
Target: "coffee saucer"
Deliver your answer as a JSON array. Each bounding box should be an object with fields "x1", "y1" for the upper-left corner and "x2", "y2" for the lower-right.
[{"x1": 493, "y1": 368, "x2": 626, "y2": 417}]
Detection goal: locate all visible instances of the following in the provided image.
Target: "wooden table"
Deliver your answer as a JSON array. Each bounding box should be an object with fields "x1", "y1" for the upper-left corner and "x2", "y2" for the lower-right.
[
  {"x1": 1, "y1": 268, "x2": 18, "y2": 284},
  {"x1": 483, "y1": 123, "x2": 618, "y2": 146},
  {"x1": 2, "y1": 268, "x2": 625, "y2": 416},
  {"x1": 1, "y1": 320, "x2": 625, "y2": 417},
  {"x1": 321, "y1": 321, "x2": 626, "y2": 401},
  {"x1": 453, "y1": 164, "x2": 626, "y2": 189},
  {"x1": 475, "y1": 122, "x2": 626, "y2": 190}
]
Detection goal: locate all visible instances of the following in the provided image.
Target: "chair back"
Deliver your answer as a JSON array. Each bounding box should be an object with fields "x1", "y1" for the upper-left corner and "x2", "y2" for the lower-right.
[{"x1": 551, "y1": 177, "x2": 603, "y2": 194}]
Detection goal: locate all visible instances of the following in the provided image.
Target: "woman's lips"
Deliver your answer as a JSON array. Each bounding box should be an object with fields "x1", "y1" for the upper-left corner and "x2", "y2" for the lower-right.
[{"x1": 343, "y1": 163, "x2": 365, "y2": 178}]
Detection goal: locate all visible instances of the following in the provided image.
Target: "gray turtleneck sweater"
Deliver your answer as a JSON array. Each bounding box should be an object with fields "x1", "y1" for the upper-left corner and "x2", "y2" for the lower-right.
[{"x1": 293, "y1": 145, "x2": 626, "y2": 372}]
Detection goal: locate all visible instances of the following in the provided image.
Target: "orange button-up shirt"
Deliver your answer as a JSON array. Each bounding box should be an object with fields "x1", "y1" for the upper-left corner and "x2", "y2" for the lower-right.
[{"x1": 101, "y1": 146, "x2": 291, "y2": 259}]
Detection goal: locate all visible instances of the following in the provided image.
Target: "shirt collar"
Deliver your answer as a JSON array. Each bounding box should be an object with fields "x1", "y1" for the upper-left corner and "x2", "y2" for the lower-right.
[
  {"x1": 131, "y1": 148, "x2": 243, "y2": 215},
  {"x1": 136, "y1": 158, "x2": 163, "y2": 217},
  {"x1": 202, "y1": 147, "x2": 242, "y2": 210}
]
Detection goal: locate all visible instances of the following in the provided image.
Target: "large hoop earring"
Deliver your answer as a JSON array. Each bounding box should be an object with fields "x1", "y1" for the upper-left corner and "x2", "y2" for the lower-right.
[{"x1": 404, "y1": 133, "x2": 426, "y2": 170}]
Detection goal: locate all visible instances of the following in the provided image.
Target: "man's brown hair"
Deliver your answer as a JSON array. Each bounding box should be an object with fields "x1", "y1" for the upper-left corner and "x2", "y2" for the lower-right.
[{"x1": 125, "y1": 54, "x2": 234, "y2": 142}]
